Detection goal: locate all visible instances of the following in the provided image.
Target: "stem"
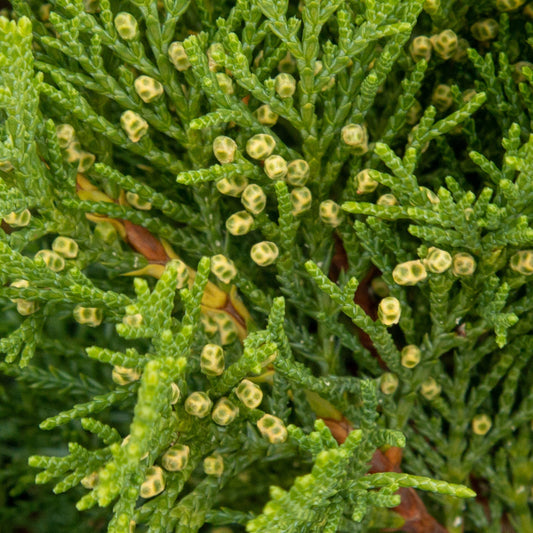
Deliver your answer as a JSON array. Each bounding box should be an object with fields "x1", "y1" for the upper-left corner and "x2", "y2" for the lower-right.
[{"x1": 444, "y1": 497, "x2": 466, "y2": 533}]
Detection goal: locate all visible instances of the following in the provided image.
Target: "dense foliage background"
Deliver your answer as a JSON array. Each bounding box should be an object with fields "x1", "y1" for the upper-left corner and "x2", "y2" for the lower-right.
[{"x1": 2, "y1": 0, "x2": 533, "y2": 531}]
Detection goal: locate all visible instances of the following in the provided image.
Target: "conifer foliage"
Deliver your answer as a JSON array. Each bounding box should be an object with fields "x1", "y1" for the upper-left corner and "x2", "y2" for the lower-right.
[{"x1": 1, "y1": 0, "x2": 533, "y2": 531}]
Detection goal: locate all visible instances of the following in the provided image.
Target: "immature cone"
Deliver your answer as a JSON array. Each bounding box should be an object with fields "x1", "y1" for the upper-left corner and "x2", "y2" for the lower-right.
[
  {"x1": 255, "y1": 104, "x2": 278, "y2": 126},
  {"x1": 355, "y1": 169, "x2": 378, "y2": 194},
  {"x1": 341, "y1": 124, "x2": 368, "y2": 154},
  {"x1": 140, "y1": 466, "x2": 165, "y2": 498},
  {"x1": 210, "y1": 255, "x2": 237, "y2": 283},
  {"x1": 431, "y1": 29, "x2": 458, "y2": 60},
  {"x1": 392, "y1": 260, "x2": 427, "y2": 286},
  {"x1": 410, "y1": 36, "x2": 432, "y2": 63},
  {"x1": 73, "y1": 305, "x2": 103, "y2": 327},
  {"x1": 4, "y1": 209, "x2": 31, "y2": 227},
  {"x1": 162, "y1": 444, "x2": 190, "y2": 471},
  {"x1": 216, "y1": 175, "x2": 248, "y2": 197},
  {"x1": 52, "y1": 236, "x2": 79, "y2": 258},
  {"x1": 420, "y1": 377, "x2": 441, "y2": 400},
  {"x1": 471, "y1": 19, "x2": 499, "y2": 41},
  {"x1": 55, "y1": 124, "x2": 75, "y2": 148},
  {"x1": 121, "y1": 110, "x2": 148, "y2": 142},
  {"x1": 377, "y1": 194, "x2": 398, "y2": 206},
  {"x1": 432, "y1": 84, "x2": 453, "y2": 112},
  {"x1": 250, "y1": 241, "x2": 279, "y2": 266},
  {"x1": 114, "y1": 12, "x2": 138, "y2": 40},
  {"x1": 203, "y1": 454, "x2": 224, "y2": 476},
  {"x1": 17, "y1": 300, "x2": 39, "y2": 316},
  {"x1": 200, "y1": 343, "x2": 225, "y2": 376},
  {"x1": 201, "y1": 314, "x2": 219, "y2": 336},
  {"x1": 34, "y1": 250, "x2": 65, "y2": 272},
  {"x1": 246, "y1": 134, "x2": 276, "y2": 159},
  {"x1": 213, "y1": 136, "x2": 237, "y2": 164},
  {"x1": 380, "y1": 373, "x2": 399, "y2": 395},
  {"x1": 286, "y1": 159, "x2": 310, "y2": 186},
  {"x1": 472, "y1": 414, "x2": 492, "y2": 435},
  {"x1": 257, "y1": 414, "x2": 288, "y2": 443},
  {"x1": 211, "y1": 312, "x2": 238, "y2": 346},
  {"x1": 235, "y1": 379, "x2": 263, "y2": 409},
  {"x1": 319, "y1": 200, "x2": 342, "y2": 227},
  {"x1": 212, "y1": 397, "x2": 239, "y2": 426},
  {"x1": 134, "y1": 75, "x2": 164, "y2": 103},
  {"x1": 274, "y1": 73, "x2": 296, "y2": 98},
  {"x1": 290, "y1": 187, "x2": 312, "y2": 215},
  {"x1": 168, "y1": 42, "x2": 190, "y2": 71},
  {"x1": 241, "y1": 184, "x2": 266, "y2": 214},
  {"x1": 226, "y1": 211, "x2": 254, "y2": 235},
  {"x1": 425, "y1": 247, "x2": 452, "y2": 273},
  {"x1": 185, "y1": 391, "x2": 212, "y2": 418},
  {"x1": 76, "y1": 151, "x2": 96, "y2": 173},
  {"x1": 401, "y1": 345, "x2": 421, "y2": 368},
  {"x1": 509, "y1": 250, "x2": 533, "y2": 275},
  {"x1": 496, "y1": 0, "x2": 526, "y2": 10},
  {"x1": 378, "y1": 297, "x2": 401, "y2": 326},
  {"x1": 10, "y1": 280, "x2": 39, "y2": 316},
  {"x1": 264, "y1": 155, "x2": 288, "y2": 180}
]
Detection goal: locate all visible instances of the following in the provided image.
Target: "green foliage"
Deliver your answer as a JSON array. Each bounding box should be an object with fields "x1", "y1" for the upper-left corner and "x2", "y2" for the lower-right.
[{"x1": 2, "y1": 0, "x2": 533, "y2": 531}]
